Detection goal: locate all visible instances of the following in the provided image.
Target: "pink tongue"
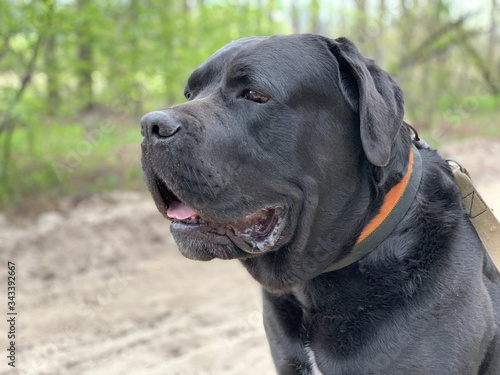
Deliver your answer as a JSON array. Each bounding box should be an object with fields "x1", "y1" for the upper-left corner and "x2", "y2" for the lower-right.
[{"x1": 167, "y1": 201, "x2": 197, "y2": 220}]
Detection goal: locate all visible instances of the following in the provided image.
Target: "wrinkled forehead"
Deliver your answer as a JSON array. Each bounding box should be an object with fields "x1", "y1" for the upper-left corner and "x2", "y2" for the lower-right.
[
  {"x1": 185, "y1": 37, "x2": 267, "y2": 92},
  {"x1": 186, "y1": 35, "x2": 338, "y2": 99}
]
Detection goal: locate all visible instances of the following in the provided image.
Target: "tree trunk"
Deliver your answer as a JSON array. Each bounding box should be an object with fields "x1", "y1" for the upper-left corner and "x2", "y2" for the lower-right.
[
  {"x1": 374, "y1": 0, "x2": 386, "y2": 64},
  {"x1": 291, "y1": 2, "x2": 300, "y2": 33},
  {"x1": 354, "y1": 0, "x2": 367, "y2": 45},
  {"x1": 76, "y1": 0, "x2": 94, "y2": 112},
  {"x1": 310, "y1": 0, "x2": 321, "y2": 34},
  {"x1": 129, "y1": 0, "x2": 142, "y2": 115},
  {"x1": 44, "y1": 35, "x2": 59, "y2": 115},
  {"x1": 487, "y1": 0, "x2": 497, "y2": 63},
  {"x1": 398, "y1": 0, "x2": 412, "y2": 86}
]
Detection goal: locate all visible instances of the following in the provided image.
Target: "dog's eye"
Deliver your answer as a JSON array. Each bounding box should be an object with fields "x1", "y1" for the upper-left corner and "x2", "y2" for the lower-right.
[
  {"x1": 242, "y1": 90, "x2": 269, "y2": 104},
  {"x1": 184, "y1": 91, "x2": 191, "y2": 100}
]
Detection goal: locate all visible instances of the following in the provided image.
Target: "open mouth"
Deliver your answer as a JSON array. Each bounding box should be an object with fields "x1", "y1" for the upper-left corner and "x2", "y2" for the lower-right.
[{"x1": 153, "y1": 177, "x2": 286, "y2": 254}]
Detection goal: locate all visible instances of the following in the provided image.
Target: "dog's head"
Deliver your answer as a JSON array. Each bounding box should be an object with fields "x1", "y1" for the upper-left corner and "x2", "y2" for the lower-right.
[{"x1": 141, "y1": 34, "x2": 408, "y2": 290}]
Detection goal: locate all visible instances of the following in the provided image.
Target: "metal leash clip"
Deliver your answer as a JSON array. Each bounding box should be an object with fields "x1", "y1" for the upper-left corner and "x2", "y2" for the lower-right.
[{"x1": 406, "y1": 121, "x2": 430, "y2": 150}]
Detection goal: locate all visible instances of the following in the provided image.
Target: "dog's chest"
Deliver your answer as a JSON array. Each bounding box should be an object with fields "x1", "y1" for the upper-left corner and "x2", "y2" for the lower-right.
[{"x1": 304, "y1": 346, "x2": 325, "y2": 375}]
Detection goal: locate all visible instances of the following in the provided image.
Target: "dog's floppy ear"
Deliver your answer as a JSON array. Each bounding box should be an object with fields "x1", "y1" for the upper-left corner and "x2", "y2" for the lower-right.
[{"x1": 327, "y1": 37, "x2": 404, "y2": 167}]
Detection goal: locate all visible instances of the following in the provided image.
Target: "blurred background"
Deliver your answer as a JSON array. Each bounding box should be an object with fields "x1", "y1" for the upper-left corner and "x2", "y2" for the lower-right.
[{"x1": 0, "y1": 1, "x2": 499, "y2": 375}]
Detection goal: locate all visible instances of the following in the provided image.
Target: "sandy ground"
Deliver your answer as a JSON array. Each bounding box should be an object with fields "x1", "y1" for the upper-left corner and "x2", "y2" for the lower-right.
[{"x1": 1, "y1": 137, "x2": 499, "y2": 375}]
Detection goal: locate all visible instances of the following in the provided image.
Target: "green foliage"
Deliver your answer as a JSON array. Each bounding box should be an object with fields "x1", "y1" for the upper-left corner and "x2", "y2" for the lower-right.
[
  {"x1": 0, "y1": 117, "x2": 143, "y2": 208},
  {"x1": 0, "y1": 0, "x2": 498, "y2": 211}
]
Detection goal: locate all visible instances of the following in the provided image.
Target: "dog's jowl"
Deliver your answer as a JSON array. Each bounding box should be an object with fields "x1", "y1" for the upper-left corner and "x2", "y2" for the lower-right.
[{"x1": 141, "y1": 34, "x2": 500, "y2": 374}]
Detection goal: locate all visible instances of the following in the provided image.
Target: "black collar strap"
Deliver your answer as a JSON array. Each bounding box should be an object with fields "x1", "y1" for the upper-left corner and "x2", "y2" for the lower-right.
[{"x1": 322, "y1": 144, "x2": 423, "y2": 273}]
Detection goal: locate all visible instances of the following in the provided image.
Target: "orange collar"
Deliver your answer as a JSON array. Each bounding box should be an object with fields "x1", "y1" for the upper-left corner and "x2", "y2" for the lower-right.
[
  {"x1": 323, "y1": 145, "x2": 423, "y2": 273},
  {"x1": 356, "y1": 147, "x2": 416, "y2": 245}
]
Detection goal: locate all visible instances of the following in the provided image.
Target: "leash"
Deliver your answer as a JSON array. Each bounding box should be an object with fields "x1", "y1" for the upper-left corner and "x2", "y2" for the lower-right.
[
  {"x1": 409, "y1": 123, "x2": 500, "y2": 269},
  {"x1": 447, "y1": 160, "x2": 500, "y2": 268}
]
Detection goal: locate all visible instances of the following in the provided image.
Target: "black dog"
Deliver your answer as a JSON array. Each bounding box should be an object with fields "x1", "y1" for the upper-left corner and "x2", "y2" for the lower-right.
[{"x1": 141, "y1": 34, "x2": 500, "y2": 374}]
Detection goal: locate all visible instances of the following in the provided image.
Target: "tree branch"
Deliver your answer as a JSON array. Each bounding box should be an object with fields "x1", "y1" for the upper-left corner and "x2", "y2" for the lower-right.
[
  {"x1": 400, "y1": 13, "x2": 474, "y2": 69},
  {"x1": 456, "y1": 27, "x2": 499, "y2": 95},
  {"x1": 0, "y1": 33, "x2": 44, "y2": 133}
]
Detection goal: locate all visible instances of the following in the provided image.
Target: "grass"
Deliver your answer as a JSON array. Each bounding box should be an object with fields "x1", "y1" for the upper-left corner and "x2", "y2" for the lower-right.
[{"x1": 0, "y1": 114, "x2": 146, "y2": 213}]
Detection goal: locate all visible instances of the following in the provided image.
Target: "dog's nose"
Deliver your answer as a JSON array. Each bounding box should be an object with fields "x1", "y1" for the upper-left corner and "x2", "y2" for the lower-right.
[{"x1": 141, "y1": 110, "x2": 181, "y2": 140}]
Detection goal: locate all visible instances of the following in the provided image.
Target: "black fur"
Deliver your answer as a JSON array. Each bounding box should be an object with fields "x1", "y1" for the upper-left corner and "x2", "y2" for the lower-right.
[{"x1": 141, "y1": 34, "x2": 500, "y2": 374}]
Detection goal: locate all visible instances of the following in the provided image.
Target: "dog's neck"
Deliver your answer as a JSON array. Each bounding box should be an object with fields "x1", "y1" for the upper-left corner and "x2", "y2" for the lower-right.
[
  {"x1": 321, "y1": 144, "x2": 423, "y2": 273},
  {"x1": 290, "y1": 148, "x2": 464, "y2": 320}
]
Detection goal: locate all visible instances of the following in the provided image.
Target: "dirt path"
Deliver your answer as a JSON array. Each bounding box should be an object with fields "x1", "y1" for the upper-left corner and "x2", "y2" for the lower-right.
[{"x1": 1, "y1": 137, "x2": 499, "y2": 375}]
